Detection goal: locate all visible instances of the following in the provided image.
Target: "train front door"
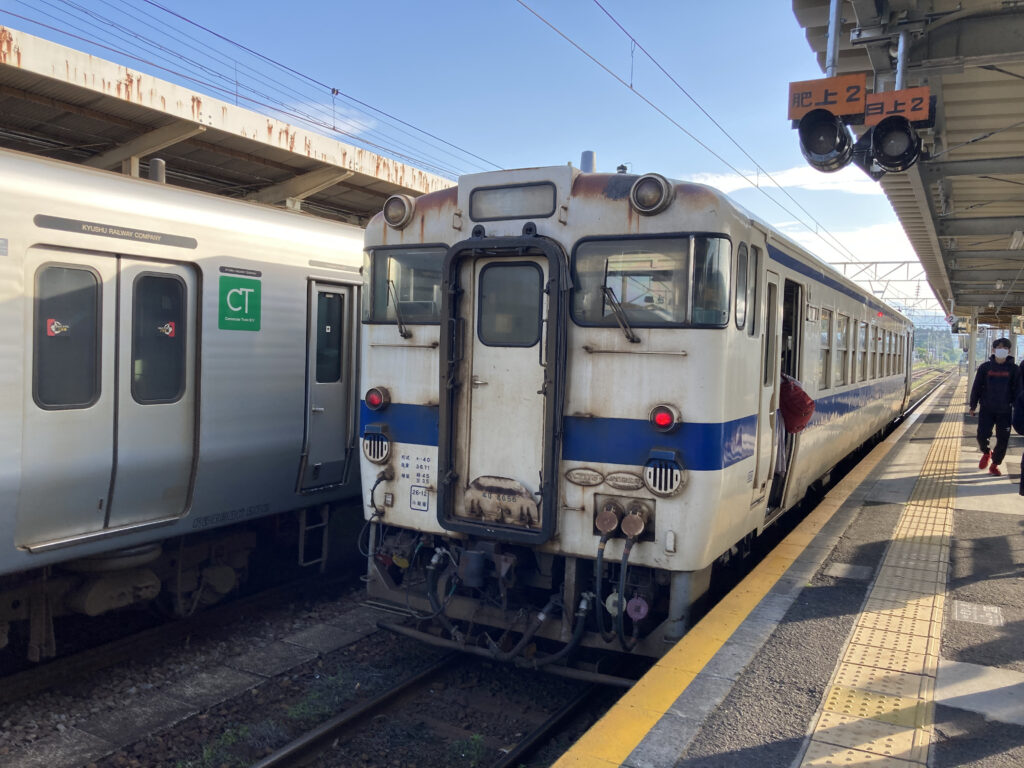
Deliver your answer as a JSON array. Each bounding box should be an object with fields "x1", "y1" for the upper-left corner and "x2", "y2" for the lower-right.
[
  {"x1": 18, "y1": 250, "x2": 197, "y2": 548},
  {"x1": 298, "y1": 282, "x2": 356, "y2": 490},
  {"x1": 437, "y1": 240, "x2": 567, "y2": 545},
  {"x1": 463, "y1": 256, "x2": 547, "y2": 526}
]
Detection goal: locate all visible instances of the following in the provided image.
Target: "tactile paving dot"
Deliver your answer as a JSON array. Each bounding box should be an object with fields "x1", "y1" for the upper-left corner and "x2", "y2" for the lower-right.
[
  {"x1": 801, "y1": 738, "x2": 923, "y2": 766},
  {"x1": 850, "y1": 627, "x2": 930, "y2": 654},
  {"x1": 855, "y1": 611, "x2": 933, "y2": 638},
  {"x1": 823, "y1": 685, "x2": 928, "y2": 728},
  {"x1": 845, "y1": 644, "x2": 931, "y2": 676},
  {"x1": 833, "y1": 662, "x2": 930, "y2": 699},
  {"x1": 814, "y1": 711, "x2": 927, "y2": 762}
]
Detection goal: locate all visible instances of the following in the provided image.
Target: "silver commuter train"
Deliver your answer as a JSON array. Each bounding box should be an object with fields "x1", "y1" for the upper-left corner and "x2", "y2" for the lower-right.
[
  {"x1": 358, "y1": 163, "x2": 913, "y2": 658},
  {"x1": 0, "y1": 148, "x2": 364, "y2": 659}
]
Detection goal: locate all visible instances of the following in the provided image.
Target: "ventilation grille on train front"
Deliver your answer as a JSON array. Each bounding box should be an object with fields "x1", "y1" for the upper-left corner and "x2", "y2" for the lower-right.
[
  {"x1": 643, "y1": 459, "x2": 685, "y2": 497},
  {"x1": 362, "y1": 433, "x2": 391, "y2": 464}
]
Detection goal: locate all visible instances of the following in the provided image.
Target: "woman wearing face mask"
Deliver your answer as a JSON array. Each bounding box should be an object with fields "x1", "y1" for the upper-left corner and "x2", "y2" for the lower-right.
[{"x1": 969, "y1": 337, "x2": 1020, "y2": 476}]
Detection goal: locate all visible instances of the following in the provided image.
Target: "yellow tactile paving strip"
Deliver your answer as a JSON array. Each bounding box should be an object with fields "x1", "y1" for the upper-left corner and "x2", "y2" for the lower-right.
[
  {"x1": 553, "y1": 384, "x2": 946, "y2": 768},
  {"x1": 797, "y1": 379, "x2": 962, "y2": 766}
]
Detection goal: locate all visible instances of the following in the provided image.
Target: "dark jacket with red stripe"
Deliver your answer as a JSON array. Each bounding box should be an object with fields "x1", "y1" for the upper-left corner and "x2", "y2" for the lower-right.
[{"x1": 970, "y1": 355, "x2": 1019, "y2": 414}]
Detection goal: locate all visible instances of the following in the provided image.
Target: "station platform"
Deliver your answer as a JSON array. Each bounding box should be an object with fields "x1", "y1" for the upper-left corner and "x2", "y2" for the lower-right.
[{"x1": 555, "y1": 376, "x2": 1024, "y2": 768}]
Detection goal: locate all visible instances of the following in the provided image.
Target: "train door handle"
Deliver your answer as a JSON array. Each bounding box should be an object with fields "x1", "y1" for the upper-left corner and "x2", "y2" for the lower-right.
[
  {"x1": 472, "y1": 375, "x2": 488, "y2": 388},
  {"x1": 311, "y1": 406, "x2": 325, "y2": 413}
]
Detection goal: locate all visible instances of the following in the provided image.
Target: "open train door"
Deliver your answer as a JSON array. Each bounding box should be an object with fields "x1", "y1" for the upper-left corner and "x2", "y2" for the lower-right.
[
  {"x1": 752, "y1": 270, "x2": 782, "y2": 503},
  {"x1": 437, "y1": 236, "x2": 569, "y2": 545}
]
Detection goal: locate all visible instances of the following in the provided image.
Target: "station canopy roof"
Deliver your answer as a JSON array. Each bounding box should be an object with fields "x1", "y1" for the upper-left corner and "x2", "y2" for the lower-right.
[
  {"x1": 0, "y1": 25, "x2": 452, "y2": 226},
  {"x1": 793, "y1": 1, "x2": 1024, "y2": 326}
]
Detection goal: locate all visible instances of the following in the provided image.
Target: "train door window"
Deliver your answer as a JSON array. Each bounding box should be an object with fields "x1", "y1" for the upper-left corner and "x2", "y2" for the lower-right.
[
  {"x1": 734, "y1": 243, "x2": 748, "y2": 330},
  {"x1": 316, "y1": 292, "x2": 344, "y2": 383},
  {"x1": 747, "y1": 246, "x2": 760, "y2": 336},
  {"x1": 478, "y1": 262, "x2": 542, "y2": 346},
  {"x1": 763, "y1": 282, "x2": 777, "y2": 386},
  {"x1": 872, "y1": 326, "x2": 880, "y2": 377},
  {"x1": 818, "y1": 309, "x2": 831, "y2": 390},
  {"x1": 835, "y1": 314, "x2": 849, "y2": 386},
  {"x1": 368, "y1": 247, "x2": 445, "y2": 324},
  {"x1": 887, "y1": 331, "x2": 894, "y2": 375},
  {"x1": 34, "y1": 265, "x2": 101, "y2": 409},
  {"x1": 132, "y1": 274, "x2": 186, "y2": 404},
  {"x1": 692, "y1": 237, "x2": 731, "y2": 325},
  {"x1": 857, "y1": 322, "x2": 868, "y2": 381}
]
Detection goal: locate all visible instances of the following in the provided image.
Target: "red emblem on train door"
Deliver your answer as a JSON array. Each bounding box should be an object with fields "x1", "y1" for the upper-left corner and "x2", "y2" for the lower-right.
[
  {"x1": 157, "y1": 321, "x2": 176, "y2": 337},
  {"x1": 46, "y1": 318, "x2": 69, "y2": 336}
]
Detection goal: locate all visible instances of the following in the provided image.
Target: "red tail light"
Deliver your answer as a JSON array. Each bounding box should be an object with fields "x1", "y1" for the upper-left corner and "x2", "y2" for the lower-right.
[
  {"x1": 649, "y1": 404, "x2": 679, "y2": 432},
  {"x1": 365, "y1": 387, "x2": 390, "y2": 411}
]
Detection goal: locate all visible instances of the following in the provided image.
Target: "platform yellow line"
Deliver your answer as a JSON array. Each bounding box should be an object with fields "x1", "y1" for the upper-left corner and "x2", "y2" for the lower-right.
[
  {"x1": 554, "y1": 386, "x2": 944, "y2": 768},
  {"x1": 797, "y1": 378, "x2": 963, "y2": 767}
]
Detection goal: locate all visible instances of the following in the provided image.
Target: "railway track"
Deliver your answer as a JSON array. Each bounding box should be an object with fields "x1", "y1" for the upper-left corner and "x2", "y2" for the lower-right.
[{"x1": 250, "y1": 651, "x2": 606, "y2": 768}]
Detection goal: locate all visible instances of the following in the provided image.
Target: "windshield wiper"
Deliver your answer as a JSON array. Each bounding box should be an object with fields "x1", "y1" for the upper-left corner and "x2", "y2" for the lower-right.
[
  {"x1": 602, "y1": 286, "x2": 641, "y2": 343},
  {"x1": 387, "y1": 280, "x2": 412, "y2": 339}
]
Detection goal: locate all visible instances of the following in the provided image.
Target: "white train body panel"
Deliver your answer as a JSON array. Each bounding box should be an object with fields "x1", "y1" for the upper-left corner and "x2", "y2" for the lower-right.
[
  {"x1": 359, "y1": 165, "x2": 911, "y2": 653},
  {"x1": 0, "y1": 148, "x2": 364, "y2": 577}
]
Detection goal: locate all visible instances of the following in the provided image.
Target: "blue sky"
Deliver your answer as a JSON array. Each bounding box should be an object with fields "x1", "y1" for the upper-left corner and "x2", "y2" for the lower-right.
[{"x1": 0, "y1": 0, "x2": 937, "y2": 314}]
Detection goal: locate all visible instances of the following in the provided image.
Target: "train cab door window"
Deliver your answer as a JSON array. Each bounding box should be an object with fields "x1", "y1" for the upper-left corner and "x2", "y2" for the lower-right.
[
  {"x1": 477, "y1": 263, "x2": 542, "y2": 346},
  {"x1": 301, "y1": 282, "x2": 354, "y2": 491},
  {"x1": 835, "y1": 315, "x2": 849, "y2": 386},
  {"x1": 34, "y1": 265, "x2": 101, "y2": 408},
  {"x1": 131, "y1": 274, "x2": 186, "y2": 404},
  {"x1": 368, "y1": 247, "x2": 445, "y2": 325},
  {"x1": 692, "y1": 237, "x2": 731, "y2": 325},
  {"x1": 818, "y1": 309, "x2": 832, "y2": 390},
  {"x1": 316, "y1": 292, "x2": 344, "y2": 382},
  {"x1": 734, "y1": 243, "x2": 748, "y2": 330}
]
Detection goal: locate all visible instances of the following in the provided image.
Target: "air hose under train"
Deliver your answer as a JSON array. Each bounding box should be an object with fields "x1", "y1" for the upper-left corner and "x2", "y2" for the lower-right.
[
  {"x1": 485, "y1": 594, "x2": 559, "y2": 661},
  {"x1": 615, "y1": 506, "x2": 649, "y2": 652},
  {"x1": 426, "y1": 548, "x2": 464, "y2": 644},
  {"x1": 592, "y1": 501, "x2": 623, "y2": 643}
]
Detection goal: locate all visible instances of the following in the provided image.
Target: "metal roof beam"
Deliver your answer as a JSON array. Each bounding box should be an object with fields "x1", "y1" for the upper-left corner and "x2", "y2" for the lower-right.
[
  {"x1": 950, "y1": 270, "x2": 1024, "y2": 282},
  {"x1": 937, "y1": 216, "x2": 1024, "y2": 236},
  {"x1": 83, "y1": 122, "x2": 206, "y2": 172},
  {"x1": 948, "y1": 250, "x2": 1024, "y2": 260},
  {"x1": 245, "y1": 167, "x2": 356, "y2": 206},
  {"x1": 921, "y1": 156, "x2": 1024, "y2": 179}
]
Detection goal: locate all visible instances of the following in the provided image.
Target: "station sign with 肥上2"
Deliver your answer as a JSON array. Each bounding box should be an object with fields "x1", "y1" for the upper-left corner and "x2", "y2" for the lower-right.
[{"x1": 219, "y1": 275, "x2": 261, "y2": 331}]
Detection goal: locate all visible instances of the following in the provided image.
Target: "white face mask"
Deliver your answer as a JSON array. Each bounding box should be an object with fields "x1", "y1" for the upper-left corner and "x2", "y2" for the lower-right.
[{"x1": 994, "y1": 349, "x2": 1009, "y2": 361}]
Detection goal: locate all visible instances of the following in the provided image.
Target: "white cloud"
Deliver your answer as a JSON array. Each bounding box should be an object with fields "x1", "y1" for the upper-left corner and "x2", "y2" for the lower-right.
[{"x1": 680, "y1": 165, "x2": 884, "y2": 197}]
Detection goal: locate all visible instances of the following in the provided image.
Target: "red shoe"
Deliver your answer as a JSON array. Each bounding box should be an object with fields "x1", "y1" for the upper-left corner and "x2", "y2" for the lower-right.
[
  {"x1": 989, "y1": 463, "x2": 1002, "y2": 476},
  {"x1": 979, "y1": 452, "x2": 991, "y2": 469}
]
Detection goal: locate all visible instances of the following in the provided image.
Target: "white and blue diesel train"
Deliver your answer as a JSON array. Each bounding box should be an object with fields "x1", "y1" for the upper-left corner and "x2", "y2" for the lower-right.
[
  {"x1": 358, "y1": 163, "x2": 912, "y2": 658},
  {"x1": 0, "y1": 149, "x2": 364, "y2": 659}
]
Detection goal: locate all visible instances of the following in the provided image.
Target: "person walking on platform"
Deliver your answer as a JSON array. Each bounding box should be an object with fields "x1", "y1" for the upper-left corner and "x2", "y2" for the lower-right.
[{"x1": 969, "y1": 337, "x2": 1019, "y2": 476}]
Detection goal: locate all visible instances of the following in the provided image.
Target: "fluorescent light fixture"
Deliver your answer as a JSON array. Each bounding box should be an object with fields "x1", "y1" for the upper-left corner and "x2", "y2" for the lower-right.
[{"x1": 1010, "y1": 230, "x2": 1024, "y2": 250}]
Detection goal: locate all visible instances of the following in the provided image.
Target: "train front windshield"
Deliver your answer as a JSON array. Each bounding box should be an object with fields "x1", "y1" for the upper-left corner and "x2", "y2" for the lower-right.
[
  {"x1": 366, "y1": 247, "x2": 445, "y2": 324},
  {"x1": 572, "y1": 236, "x2": 731, "y2": 327}
]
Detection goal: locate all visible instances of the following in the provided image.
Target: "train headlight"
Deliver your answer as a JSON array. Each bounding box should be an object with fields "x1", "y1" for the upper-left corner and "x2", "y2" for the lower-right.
[
  {"x1": 797, "y1": 109, "x2": 854, "y2": 173},
  {"x1": 629, "y1": 174, "x2": 673, "y2": 215},
  {"x1": 649, "y1": 404, "x2": 680, "y2": 433},
  {"x1": 382, "y1": 194, "x2": 415, "y2": 229},
  {"x1": 871, "y1": 116, "x2": 921, "y2": 173},
  {"x1": 365, "y1": 387, "x2": 390, "y2": 411}
]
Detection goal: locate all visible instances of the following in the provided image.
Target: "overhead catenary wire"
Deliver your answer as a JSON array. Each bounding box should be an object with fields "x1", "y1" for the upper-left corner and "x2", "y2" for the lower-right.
[{"x1": 513, "y1": 0, "x2": 867, "y2": 270}]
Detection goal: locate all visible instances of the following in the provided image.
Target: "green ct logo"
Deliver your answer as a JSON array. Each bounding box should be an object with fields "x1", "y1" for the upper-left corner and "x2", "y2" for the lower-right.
[{"x1": 219, "y1": 276, "x2": 261, "y2": 331}]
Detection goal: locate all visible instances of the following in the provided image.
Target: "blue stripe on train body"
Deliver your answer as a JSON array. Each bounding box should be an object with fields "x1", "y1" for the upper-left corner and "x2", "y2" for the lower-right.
[{"x1": 360, "y1": 376, "x2": 902, "y2": 472}]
